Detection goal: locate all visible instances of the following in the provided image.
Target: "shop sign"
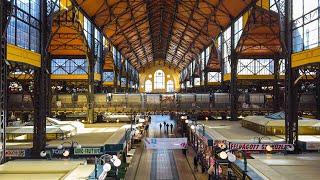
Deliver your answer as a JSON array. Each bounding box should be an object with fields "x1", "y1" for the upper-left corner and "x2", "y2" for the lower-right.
[
  {"x1": 52, "y1": 149, "x2": 68, "y2": 155},
  {"x1": 306, "y1": 142, "x2": 320, "y2": 150},
  {"x1": 5, "y1": 150, "x2": 25, "y2": 157},
  {"x1": 229, "y1": 143, "x2": 294, "y2": 151},
  {"x1": 145, "y1": 138, "x2": 187, "y2": 149},
  {"x1": 74, "y1": 148, "x2": 102, "y2": 155}
]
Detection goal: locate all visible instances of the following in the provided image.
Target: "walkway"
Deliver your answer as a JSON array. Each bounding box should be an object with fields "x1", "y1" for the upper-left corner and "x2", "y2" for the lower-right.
[{"x1": 126, "y1": 115, "x2": 207, "y2": 180}]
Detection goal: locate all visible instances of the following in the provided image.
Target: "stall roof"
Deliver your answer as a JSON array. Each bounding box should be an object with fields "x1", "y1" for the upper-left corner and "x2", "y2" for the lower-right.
[{"x1": 236, "y1": 6, "x2": 282, "y2": 59}]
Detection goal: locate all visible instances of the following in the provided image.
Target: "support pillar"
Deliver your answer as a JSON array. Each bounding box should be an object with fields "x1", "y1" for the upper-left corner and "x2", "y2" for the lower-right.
[
  {"x1": 33, "y1": 0, "x2": 49, "y2": 157},
  {"x1": 86, "y1": 22, "x2": 95, "y2": 124},
  {"x1": 283, "y1": 0, "x2": 299, "y2": 148},
  {"x1": 316, "y1": 70, "x2": 320, "y2": 119},
  {"x1": 230, "y1": 23, "x2": 238, "y2": 121},
  {"x1": 0, "y1": 0, "x2": 10, "y2": 163},
  {"x1": 87, "y1": 54, "x2": 95, "y2": 124},
  {"x1": 114, "y1": 70, "x2": 118, "y2": 93},
  {"x1": 125, "y1": 74, "x2": 129, "y2": 93},
  {"x1": 204, "y1": 70, "x2": 208, "y2": 90},
  {"x1": 273, "y1": 58, "x2": 280, "y2": 112}
]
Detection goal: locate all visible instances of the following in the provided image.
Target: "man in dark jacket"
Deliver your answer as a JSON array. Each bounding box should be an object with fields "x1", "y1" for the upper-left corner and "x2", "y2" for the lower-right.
[
  {"x1": 193, "y1": 156, "x2": 198, "y2": 172},
  {"x1": 170, "y1": 124, "x2": 174, "y2": 133}
]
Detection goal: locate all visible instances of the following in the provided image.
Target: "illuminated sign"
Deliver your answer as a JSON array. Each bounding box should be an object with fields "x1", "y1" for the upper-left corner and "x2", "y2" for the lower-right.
[
  {"x1": 74, "y1": 148, "x2": 102, "y2": 155},
  {"x1": 229, "y1": 143, "x2": 294, "y2": 151}
]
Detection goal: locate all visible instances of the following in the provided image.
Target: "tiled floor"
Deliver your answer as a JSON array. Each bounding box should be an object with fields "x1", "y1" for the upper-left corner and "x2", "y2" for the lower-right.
[
  {"x1": 131, "y1": 115, "x2": 207, "y2": 180},
  {"x1": 151, "y1": 150, "x2": 179, "y2": 180}
]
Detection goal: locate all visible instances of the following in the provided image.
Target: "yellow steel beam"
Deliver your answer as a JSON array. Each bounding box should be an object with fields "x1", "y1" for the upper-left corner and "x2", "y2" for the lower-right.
[
  {"x1": 292, "y1": 47, "x2": 320, "y2": 68},
  {"x1": 7, "y1": 44, "x2": 41, "y2": 67},
  {"x1": 102, "y1": 82, "x2": 113, "y2": 86},
  {"x1": 223, "y1": 74, "x2": 285, "y2": 81},
  {"x1": 207, "y1": 82, "x2": 221, "y2": 86},
  {"x1": 51, "y1": 73, "x2": 101, "y2": 81}
]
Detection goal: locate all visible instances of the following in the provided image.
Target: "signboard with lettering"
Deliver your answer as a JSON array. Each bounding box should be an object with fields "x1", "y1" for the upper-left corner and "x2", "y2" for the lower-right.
[
  {"x1": 51, "y1": 149, "x2": 69, "y2": 155},
  {"x1": 74, "y1": 148, "x2": 102, "y2": 155},
  {"x1": 229, "y1": 143, "x2": 294, "y2": 151},
  {"x1": 144, "y1": 138, "x2": 187, "y2": 149},
  {"x1": 6, "y1": 150, "x2": 26, "y2": 157},
  {"x1": 306, "y1": 142, "x2": 320, "y2": 150}
]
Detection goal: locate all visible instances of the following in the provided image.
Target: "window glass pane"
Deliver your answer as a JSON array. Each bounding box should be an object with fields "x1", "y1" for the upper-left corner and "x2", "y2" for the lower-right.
[
  {"x1": 304, "y1": 20, "x2": 319, "y2": 50},
  {"x1": 30, "y1": 27, "x2": 40, "y2": 52},
  {"x1": 7, "y1": 17, "x2": 16, "y2": 44},
  {"x1": 16, "y1": 20, "x2": 29, "y2": 49},
  {"x1": 154, "y1": 70, "x2": 165, "y2": 89},
  {"x1": 145, "y1": 80, "x2": 152, "y2": 93},
  {"x1": 166, "y1": 80, "x2": 174, "y2": 92},
  {"x1": 293, "y1": 27, "x2": 304, "y2": 52},
  {"x1": 293, "y1": 0, "x2": 303, "y2": 20},
  {"x1": 304, "y1": 0, "x2": 318, "y2": 15}
]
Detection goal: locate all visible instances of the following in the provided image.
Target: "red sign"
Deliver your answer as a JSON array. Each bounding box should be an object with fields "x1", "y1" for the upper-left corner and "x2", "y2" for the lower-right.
[
  {"x1": 5, "y1": 150, "x2": 25, "y2": 157},
  {"x1": 229, "y1": 143, "x2": 294, "y2": 151}
]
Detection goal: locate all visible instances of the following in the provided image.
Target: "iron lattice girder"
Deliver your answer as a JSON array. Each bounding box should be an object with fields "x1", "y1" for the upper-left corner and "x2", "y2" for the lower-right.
[
  {"x1": 0, "y1": 0, "x2": 14, "y2": 164},
  {"x1": 73, "y1": 0, "x2": 258, "y2": 71},
  {"x1": 236, "y1": 6, "x2": 282, "y2": 58},
  {"x1": 49, "y1": 8, "x2": 91, "y2": 56}
]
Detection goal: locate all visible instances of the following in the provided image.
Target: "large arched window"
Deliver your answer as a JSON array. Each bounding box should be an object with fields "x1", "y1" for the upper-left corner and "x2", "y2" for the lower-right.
[
  {"x1": 154, "y1": 70, "x2": 165, "y2": 89},
  {"x1": 145, "y1": 80, "x2": 152, "y2": 92},
  {"x1": 167, "y1": 80, "x2": 174, "y2": 92}
]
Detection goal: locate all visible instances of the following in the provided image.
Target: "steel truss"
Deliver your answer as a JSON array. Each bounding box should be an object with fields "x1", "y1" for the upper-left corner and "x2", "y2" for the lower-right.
[
  {"x1": 0, "y1": 0, "x2": 14, "y2": 163},
  {"x1": 273, "y1": 0, "x2": 300, "y2": 149},
  {"x1": 32, "y1": 0, "x2": 51, "y2": 157}
]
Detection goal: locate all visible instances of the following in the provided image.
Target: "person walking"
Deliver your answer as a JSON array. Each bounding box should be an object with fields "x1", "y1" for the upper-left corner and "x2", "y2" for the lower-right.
[
  {"x1": 166, "y1": 123, "x2": 169, "y2": 133},
  {"x1": 160, "y1": 123, "x2": 162, "y2": 131},
  {"x1": 170, "y1": 124, "x2": 173, "y2": 133},
  {"x1": 193, "y1": 155, "x2": 198, "y2": 172}
]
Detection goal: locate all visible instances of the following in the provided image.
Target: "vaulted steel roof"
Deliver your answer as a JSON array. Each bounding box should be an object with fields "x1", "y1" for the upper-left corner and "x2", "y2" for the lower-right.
[{"x1": 73, "y1": 0, "x2": 258, "y2": 71}]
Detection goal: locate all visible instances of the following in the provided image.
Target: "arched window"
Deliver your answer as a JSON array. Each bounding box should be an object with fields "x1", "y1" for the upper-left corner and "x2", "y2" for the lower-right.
[
  {"x1": 154, "y1": 70, "x2": 165, "y2": 89},
  {"x1": 145, "y1": 80, "x2": 152, "y2": 92},
  {"x1": 167, "y1": 80, "x2": 174, "y2": 92}
]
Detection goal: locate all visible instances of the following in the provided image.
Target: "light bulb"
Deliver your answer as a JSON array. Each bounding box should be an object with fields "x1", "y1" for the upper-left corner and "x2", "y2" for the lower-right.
[
  {"x1": 185, "y1": 119, "x2": 189, "y2": 123},
  {"x1": 113, "y1": 159, "x2": 121, "y2": 167},
  {"x1": 76, "y1": 144, "x2": 82, "y2": 149},
  {"x1": 266, "y1": 145, "x2": 273, "y2": 152},
  {"x1": 40, "y1": 151, "x2": 46, "y2": 157},
  {"x1": 57, "y1": 144, "x2": 63, "y2": 150},
  {"x1": 218, "y1": 143, "x2": 226, "y2": 149},
  {"x1": 227, "y1": 152, "x2": 236, "y2": 162},
  {"x1": 103, "y1": 163, "x2": 112, "y2": 172},
  {"x1": 63, "y1": 150, "x2": 70, "y2": 157},
  {"x1": 191, "y1": 125, "x2": 195, "y2": 130},
  {"x1": 112, "y1": 155, "x2": 118, "y2": 160},
  {"x1": 219, "y1": 151, "x2": 228, "y2": 159}
]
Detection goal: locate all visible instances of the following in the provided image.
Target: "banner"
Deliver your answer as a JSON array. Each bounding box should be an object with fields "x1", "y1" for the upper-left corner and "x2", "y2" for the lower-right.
[
  {"x1": 144, "y1": 138, "x2": 187, "y2": 149},
  {"x1": 229, "y1": 143, "x2": 294, "y2": 151}
]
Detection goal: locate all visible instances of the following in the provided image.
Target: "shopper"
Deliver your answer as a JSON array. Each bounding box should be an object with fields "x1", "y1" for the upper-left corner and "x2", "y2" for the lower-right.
[
  {"x1": 170, "y1": 124, "x2": 173, "y2": 133},
  {"x1": 160, "y1": 123, "x2": 162, "y2": 131},
  {"x1": 166, "y1": 123, "x2": 169, "y2": 133},
  {"x1": 193, "y1": 156, "x2": 198, "y2": 172}
]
